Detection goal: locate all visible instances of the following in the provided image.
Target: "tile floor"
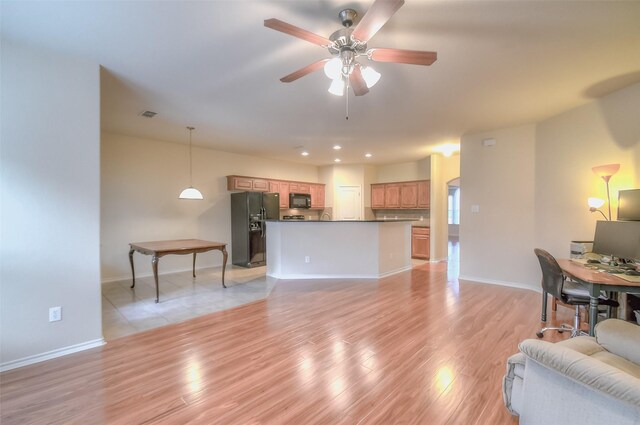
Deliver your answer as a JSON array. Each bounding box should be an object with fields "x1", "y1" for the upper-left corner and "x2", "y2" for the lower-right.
[{"x1": 101, "y1": 265, "x2": 276, "y2": 340}]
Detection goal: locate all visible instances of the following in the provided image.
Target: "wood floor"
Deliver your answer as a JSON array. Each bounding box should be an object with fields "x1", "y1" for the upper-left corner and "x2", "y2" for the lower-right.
[{"x1": 1, "y1": 261, "x2": 573, "y2": 425}]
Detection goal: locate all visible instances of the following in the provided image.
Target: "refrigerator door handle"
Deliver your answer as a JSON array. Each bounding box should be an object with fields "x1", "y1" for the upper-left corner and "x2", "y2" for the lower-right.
[{"x1": 261, "y1": 207, "x2": 265, "y2": 238}]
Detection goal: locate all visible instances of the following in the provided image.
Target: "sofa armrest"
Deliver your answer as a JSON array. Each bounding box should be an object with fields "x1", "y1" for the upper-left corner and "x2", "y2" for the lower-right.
[
  {"x1": 595, "y1": 319, "x2": 640, "y2": 365},
  {"x1": 502, "y1": 352, "x2": 525, "y2": 416},
  {"x1": 519, "y1": 339, "x2": 640, "y2": 408}
]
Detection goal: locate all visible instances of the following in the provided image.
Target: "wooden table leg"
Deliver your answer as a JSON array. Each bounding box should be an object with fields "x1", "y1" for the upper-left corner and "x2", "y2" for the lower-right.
[
  {"x1": 129, "y1": 248, "x2": 136, "y2": 289},
  {"x1": 152, "y1": 255, "x2": 160, "y2": 303},
  {"x1": 221, "y1": 247, "x2": 228, "y2": 288},
  {"x1": 588, "y1": 284, "x2": 600, "y2": 336},
  {"x1": 192, "y1": 253, "x2": 197, "y2": 278}
]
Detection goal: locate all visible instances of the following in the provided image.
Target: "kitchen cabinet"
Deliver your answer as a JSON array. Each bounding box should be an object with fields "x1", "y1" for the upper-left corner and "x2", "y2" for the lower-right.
[
  {"x1": 411, "y1": 226, "x2": 430, "y2": 260},
  {"x1": 385, "y1": 184, "x2": 401, "y2": 208},
  {"x1": 227, "y1": 176, "x2": 269, "y2": 192},
  {"x1": 401, "y1": 182, "x2": 418, "y2": 208},
  {"x1": 370, "y1": 180, "x2": 430, "y2": 210},
  {"x1": 417, "y1": 181, "x2": 430, "y2": 208},
  {"x1": 278, "y1": 182, "x2": 290, "y2": 209},
  {"x1": 227, "y1": 175, "x2": 324, "y2": 209},
  {"x1": 309, "y1": 184, "x2": 325, "y2": 208},
  {"x1": 371, "y1": 184, "x2": 386, "y2": 208}
]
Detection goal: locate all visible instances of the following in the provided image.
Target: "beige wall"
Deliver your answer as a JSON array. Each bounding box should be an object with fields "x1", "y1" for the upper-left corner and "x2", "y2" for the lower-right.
[
  {"x1": 377, "y1": 160, "x2": 430, "y2": 182},
  {"x1": 1, "y1": 42, "x2": 102, "y2": 368},
  {"x1": 460, "y1": 82, "x2": 640, "y2": 290},
  {"x1": 101, "y1": 133, "x2": 319, "y2": 281},
  {"x1": 535, "y1": 83, "x2": 640, "y2": 258},
  {"x1": 460, "y1": 124, "x2": 538, "y2": 288}
]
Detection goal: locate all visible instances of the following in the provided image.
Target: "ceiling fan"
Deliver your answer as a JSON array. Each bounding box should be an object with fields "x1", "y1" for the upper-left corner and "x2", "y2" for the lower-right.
[{"x1": 264, "y1": 0, "x2": 437, "y2": 97}]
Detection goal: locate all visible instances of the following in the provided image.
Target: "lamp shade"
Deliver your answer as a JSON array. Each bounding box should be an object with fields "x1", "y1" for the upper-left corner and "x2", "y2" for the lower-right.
[
  {"x1": 328, "y1": 78, "x2": 345, "y2": 96},
  {"x1": 361, "y1": 66, "x2": 381, "y2": 88},
  {"x1": 323, "y1": 58, "x2": 342, "y2": 80},
  {"x1": 592, "y1": 163, "x2": 620, "y2": 178},
  {"x1": 587, "y1": 197, "x2": 605, "y2": 208},
  {"x1": 179, "y1": 187, "x2": 204, "y2": 200}
]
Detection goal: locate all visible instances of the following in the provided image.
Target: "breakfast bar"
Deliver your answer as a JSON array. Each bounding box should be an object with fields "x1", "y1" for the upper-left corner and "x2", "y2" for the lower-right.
[{"x1": 265, "y1": 220, "x2": 412, "y2": 279}]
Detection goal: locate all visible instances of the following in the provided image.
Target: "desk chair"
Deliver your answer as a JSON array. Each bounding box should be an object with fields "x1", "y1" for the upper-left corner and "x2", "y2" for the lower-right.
[{"x1": 534, "y1": 248, "x2": 619, "y2": 338}]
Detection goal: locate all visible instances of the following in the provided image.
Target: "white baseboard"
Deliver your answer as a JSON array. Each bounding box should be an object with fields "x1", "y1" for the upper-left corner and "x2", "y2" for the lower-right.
[
  {"x1": 458, "y1": 275, "x2": 540, "y2": 293},
  {"x1": 268, "y1": 265, "x2": 413, "y2": 280},
  {"x1": 0, "y1": 338, "x2": 105, "y2": 372}
]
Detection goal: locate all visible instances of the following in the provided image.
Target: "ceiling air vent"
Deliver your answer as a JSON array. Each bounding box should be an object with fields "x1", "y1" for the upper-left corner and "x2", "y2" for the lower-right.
[{"x1": 139, "y1": 110, "x2": 157, "y2": 118}]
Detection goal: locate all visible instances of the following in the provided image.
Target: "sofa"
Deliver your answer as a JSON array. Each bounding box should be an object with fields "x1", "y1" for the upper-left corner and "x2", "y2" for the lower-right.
[{"x1": 503, "y1": 319, "x2": 640, "y2": 424}]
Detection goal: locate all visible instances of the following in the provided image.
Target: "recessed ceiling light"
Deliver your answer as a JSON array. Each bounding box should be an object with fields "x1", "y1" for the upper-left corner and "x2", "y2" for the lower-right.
[
  {"x1": 334, "y1": 158, "x2": 341, "y2": 163},
  {"x1": 365, "y1": 153, "x2": 373, "y2": 158},
  {"x1": 301, "y1": 151, "x2": 309, "y2": 156},
  {"x1": 333, "y1": 145, "x2": 342, "y2": 150}
]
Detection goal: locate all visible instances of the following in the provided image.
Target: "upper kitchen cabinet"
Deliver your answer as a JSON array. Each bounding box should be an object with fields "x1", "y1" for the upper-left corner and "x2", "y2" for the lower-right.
[
  {"x1": 417, "y1": 180, "x2": 430, "y2": 208},
  {"x1": 227, "y1": 175, "x2": 269, "y2": 192},
  {"x1": 226, "y1": 175, "x2": 324, "y2": 209},
  {"x1": 384, "y1": 184, "x2": 401, "y2": 208},
  {"x1": 371, "y1": 184, "x2": 386, "y2": 208},
  {"x1": 310, "y1": 184, "x2": 325, "y2": 209},
  {"x1": 371, "y1": 180, "x2": 430, "y2": 210}
]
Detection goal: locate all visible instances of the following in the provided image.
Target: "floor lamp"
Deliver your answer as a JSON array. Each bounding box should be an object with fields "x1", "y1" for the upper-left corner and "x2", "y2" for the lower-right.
[{"x1": 591, "y1": 163, "x2": 620, "y2": 220}]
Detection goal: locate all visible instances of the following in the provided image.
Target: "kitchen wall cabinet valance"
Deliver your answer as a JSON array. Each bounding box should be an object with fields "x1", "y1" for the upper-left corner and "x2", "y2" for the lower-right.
[
  {"x1": 226, "y1": 175, "x2": 325, "y2": 209},
  {"x1": 371, "y1": 180, "x2": 430, "y2": 210}
]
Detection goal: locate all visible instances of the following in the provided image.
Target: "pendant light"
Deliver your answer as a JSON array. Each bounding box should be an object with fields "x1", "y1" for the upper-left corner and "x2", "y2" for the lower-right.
[{"x1": 179, "y1": 126, "x2": 204, "y2": 200}]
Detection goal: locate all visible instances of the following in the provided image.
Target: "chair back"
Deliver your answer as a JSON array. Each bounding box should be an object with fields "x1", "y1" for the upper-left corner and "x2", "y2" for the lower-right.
[{"x1": 534, "y1": 248, "x2": 565, "y2": 301}]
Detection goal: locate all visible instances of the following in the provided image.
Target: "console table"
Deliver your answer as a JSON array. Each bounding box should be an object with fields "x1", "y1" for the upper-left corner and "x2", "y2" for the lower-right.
[{"x1": 129, "y1": 239, "x2": 228, "y2": 303}]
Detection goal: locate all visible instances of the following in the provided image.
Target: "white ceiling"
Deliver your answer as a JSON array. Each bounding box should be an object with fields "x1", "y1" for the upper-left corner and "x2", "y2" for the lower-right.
[{"x1": 3, "y1": 1, "x2": 640, "y2": 165}]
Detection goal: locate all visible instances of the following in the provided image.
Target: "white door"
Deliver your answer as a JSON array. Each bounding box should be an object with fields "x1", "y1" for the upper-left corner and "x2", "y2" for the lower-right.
[{"x1": 337, "y1": 185, "x2": 362, "y2": 220}]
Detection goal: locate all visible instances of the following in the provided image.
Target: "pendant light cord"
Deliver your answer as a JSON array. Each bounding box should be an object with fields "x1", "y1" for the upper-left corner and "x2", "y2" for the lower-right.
[{"x1": 187, "y1": 126, "x2": 195, "y2": 186}]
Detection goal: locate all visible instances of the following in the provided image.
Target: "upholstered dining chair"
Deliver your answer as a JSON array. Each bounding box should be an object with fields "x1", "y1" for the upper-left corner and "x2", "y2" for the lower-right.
[{"x1": 534, "y1": 248, "x2": 619, "y2": 338}]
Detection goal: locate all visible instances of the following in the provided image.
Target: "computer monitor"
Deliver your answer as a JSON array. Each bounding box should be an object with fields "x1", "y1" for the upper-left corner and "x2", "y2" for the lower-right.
[
  {"x1": 618, "y1": 189, "x2": 640, "y2": 221},
  {"x1": 592, "y1": 220, "x2": 640, "y2": 261}
]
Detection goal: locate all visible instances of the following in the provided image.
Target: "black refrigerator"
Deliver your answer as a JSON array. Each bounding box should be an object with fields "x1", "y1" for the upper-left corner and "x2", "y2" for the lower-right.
[{"x1": 230, "y1": 192, "x2": 280, "y2": 267}]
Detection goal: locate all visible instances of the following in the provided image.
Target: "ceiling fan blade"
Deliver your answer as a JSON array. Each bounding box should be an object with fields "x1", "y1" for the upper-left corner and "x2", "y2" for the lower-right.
[
  {"x1": 368, "y1": 48, "x2": 437, "y2": 66},
  {"x1": 264, "y1": 18, "x2": 332, "y2": 47},
  {"x1": 349, "y1": 66, "x2": 370, "y2": 96},
  {"x1": 280, "y1": 59, "x2": 330, "y2": 83},
  {"x1": 351, "y1": 0, "x2": 404, "y2": 43}
]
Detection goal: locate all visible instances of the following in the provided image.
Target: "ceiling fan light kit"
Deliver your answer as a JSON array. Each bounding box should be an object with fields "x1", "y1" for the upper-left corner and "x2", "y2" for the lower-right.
[{"x1": 264, "y1": 0, "x2": 437, "y2": 98}]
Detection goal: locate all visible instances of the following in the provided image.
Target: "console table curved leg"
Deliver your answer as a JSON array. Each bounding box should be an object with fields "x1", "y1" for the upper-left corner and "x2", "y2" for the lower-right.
[
  {"x1": 222, "y1": 247, "x2": 228, "y2": 288},
  {"x1": 129, "y1": 248, "x2": 136, "y2": 289},
  {"x1": 192, "y1": 253, "x2": 197, "y2": 278},
  {"x1": 152, "y1": 255, "x2": 160, "y2": 303}
]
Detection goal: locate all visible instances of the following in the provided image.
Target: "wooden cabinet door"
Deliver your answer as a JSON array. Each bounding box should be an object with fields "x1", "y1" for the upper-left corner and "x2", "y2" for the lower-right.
[
  {"x1": 310, "y1": 185, "x2": 325, "y2": 208},
  {"x1": 417, "y1": 180, "x2": 430, "y2": 208},
  {"x1": 401, "y1": 182, "x2": 418, "y2": 208},
  {"x1": 411, "y1": 227, "x2": 430, "y2": 259},
  {"x1": 316, "y1": 185, "x2": 325, "y2": 208},
  {"x1": 371, "y1": 184, "x2": 385, "y2": 209},
  {"x1": 278, "y1": 182, "x2": 290, "y2": 209},
  {"x1": 385, "y1": 184, "x2": 401, "y2": 208},
  {"x1": 229, "y1": 176, "x2": 253, "y2": 191},
  {"x1": 289, "y1": 183, "x2": 299, "y2": 193},
  {"x1": 269, "y1": 181, "x2": 279, "y2": 193},
  {"x1": 252, "y1": 179, "x2": 269, "y2": 192},
  {"x1": 298, "y1": 183, "x2": 311, "y2": 194}
]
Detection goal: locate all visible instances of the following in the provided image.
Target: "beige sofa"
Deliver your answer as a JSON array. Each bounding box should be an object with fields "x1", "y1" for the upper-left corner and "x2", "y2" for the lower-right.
[{"x1": 503, "y1": 319, "x2": 640, "y2": 424}]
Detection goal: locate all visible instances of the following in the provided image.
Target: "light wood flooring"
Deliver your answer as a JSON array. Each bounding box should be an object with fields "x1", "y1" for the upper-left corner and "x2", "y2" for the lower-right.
[{"x1": 1, "y1": 259, "x2": 574, "y2": 424}]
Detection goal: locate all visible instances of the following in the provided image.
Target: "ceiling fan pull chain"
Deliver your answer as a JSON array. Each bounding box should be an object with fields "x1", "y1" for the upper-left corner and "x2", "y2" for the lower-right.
[{"x1": 346, "y1": 79, "x2": 349, "y2": 120}]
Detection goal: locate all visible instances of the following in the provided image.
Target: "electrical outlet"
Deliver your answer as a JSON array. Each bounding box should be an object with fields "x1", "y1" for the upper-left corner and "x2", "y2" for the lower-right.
[
  {"x1": 49, "y1": 306, "x2": 62, "y2": 322},
  {"x1": 304, "y1": 256, "x2": 310, "y2": 263}
]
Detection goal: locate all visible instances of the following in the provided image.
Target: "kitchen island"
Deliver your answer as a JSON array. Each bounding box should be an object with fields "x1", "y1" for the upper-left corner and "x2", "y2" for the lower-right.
[{"x1": 265, "y1": 220, "x2": 412, "y2": 279}]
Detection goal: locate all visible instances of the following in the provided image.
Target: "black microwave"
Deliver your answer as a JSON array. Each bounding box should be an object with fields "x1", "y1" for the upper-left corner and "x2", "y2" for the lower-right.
[{"x1": 289, "y1": 193, "x2": 311, "y2": 209}]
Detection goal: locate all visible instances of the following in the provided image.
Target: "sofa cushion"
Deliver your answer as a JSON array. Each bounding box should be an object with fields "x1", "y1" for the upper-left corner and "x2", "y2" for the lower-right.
[
  {"x1": 595, "y1": 319, "x2": 640, "y2": 365},
  {"x1": 502, "y1": 352, "x2": 525, "y2": 415},
  {"x1": 519, "y1": 339, "x2": 640, "y2": 408}
]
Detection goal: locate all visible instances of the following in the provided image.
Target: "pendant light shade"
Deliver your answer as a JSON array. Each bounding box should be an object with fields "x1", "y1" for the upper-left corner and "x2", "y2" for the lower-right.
[{"x1": 179, "y1": 126, "x2": 204, "y2": 200}]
